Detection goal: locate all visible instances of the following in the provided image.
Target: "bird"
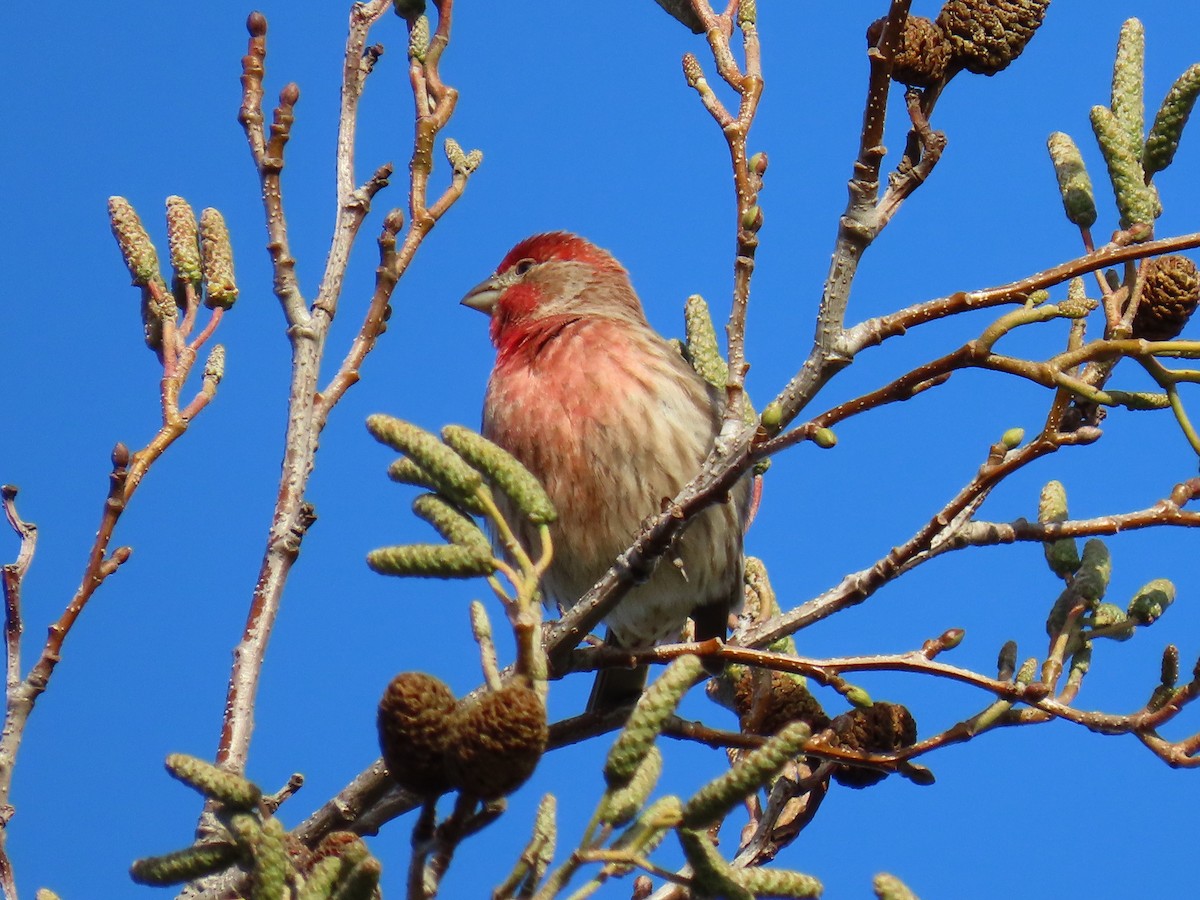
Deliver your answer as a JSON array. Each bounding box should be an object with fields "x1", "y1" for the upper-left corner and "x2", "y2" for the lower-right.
[{"x1": 461, "y1": 232, "x2": 750, "y2": 712}]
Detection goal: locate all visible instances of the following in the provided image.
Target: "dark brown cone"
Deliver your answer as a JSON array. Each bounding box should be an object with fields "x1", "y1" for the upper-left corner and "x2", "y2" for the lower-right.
[
  {"x1": 377, "y1": 672, "x2": 458, "y2": 796},
  {"x1": 937, "y1": 0, "x2": 1051, "y2": 76},
  {"x1": 828, "y1": 702, "x2": 918, "y2": 789},
  {"x1": 446, "y1": 681, "x2": 548, "y2": 800},
  {"x1": 732, "y1": 669, "x2": 830, "y2": 737},
  {"x1": 866, "y1": 15, "x2": 951, "y2": 88},
  {"x1": 1132, "y1": 255, "x2": 1200, "y2": 341}
]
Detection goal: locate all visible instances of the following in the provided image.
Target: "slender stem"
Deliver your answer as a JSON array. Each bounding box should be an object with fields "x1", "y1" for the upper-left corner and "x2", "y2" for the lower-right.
[
  {"x1": 0, "y1": 487, "x2": 35, "y2": 900},
  {"x1": 217, "y1": 0, "x2": 472, "y2": 780},
  {"x1": 740, "y1": 437, "x2": 1061, "y2": 649},
  {"x1": 841, "y1": 231, "x2": 1200, "y2": 356},
  {"x1": 757, "y1": 0, "x2": 913, "y2": 441}
]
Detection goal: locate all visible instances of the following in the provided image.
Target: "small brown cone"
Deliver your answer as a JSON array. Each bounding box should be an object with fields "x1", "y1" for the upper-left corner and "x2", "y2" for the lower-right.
[
  {"x1": 447, "y1": 680, "x2": 548, "y2": 800},
  {"x1": 377, "y1": 672, "x2": 458, "y2": 796},
  {"x1": 828, "y1": 702, "x2": 917, "y2": 789},
  {"x1": 732, "y1": 669, "x2": 830, "y2": 737},
  {"x1": 1132, "y1": 255, "x2": 1200, "y2": 341},
  {"x1": 866, "y1": 15, "x2": 951, "y2": 88},
  {"x1": 937, "y1": 0, "x2": 1051, "y2": 76}
]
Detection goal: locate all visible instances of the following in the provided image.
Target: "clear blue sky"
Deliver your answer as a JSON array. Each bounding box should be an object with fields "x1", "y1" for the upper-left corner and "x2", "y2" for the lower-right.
[{"x1": 2, "y1": 2, "x2": 1199, "y2": 898}]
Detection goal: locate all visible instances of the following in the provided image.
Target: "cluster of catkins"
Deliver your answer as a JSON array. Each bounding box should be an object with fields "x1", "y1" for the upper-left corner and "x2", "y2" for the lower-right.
[{"x1": 130, "y1": 755, "x2": 384, "y2": 898}]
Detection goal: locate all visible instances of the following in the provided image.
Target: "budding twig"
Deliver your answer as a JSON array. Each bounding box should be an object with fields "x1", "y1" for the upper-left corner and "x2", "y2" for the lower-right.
[{"x1": 217, "y1": 0, "x2": 473, "y2": 784}]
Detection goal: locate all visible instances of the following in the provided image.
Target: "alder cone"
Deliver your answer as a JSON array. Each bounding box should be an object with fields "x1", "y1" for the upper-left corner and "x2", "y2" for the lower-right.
[
  {"x1": 732, "y1": 669, "x2": 830, "y2": 737},
  {"x1": 377, "y1": 672, "x2": 458, "y2": 796},
  {"x1": 866, "y1": 15, "x2": 951, "y2": 88},
  {"x1": 1132, "y1": 255, "x2": 1200, "y2": 341},
  {"x1": 446, "y1": 681, "x2": 548, "y2": 800},
  {"x1": 828, "y1": 702, "x2": 917, "y2": 789},
  {"x1": 937, "y1": 0, "x2": 1051, "y2": 76}
]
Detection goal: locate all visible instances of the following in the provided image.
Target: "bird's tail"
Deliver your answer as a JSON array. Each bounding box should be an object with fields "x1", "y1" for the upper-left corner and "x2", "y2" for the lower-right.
[{"x1": 585, "y1": 630, "x2": 648, "y2": 714}]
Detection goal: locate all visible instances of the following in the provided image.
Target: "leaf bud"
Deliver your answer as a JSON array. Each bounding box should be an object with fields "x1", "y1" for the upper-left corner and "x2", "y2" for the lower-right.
[
  {"x1": 759, "y1": 402, "x2": 783, "y2": 430},
  {"x1": 246, "y1": 11, "x2": 267, "y2": 37},
  {"x1": 811, "y1": 427, "x2": 837, "y2": 449},
  {"x1": 1000, "y1": 427, "x2": 1024, "y2": 449},
  {"x1": 997, "y1": 640, "x2": 1018, "y2": 680},
  {"x1": 740, "y1": 205, "x2": 764, "y2": 232},
  {"x1": 842, "y1": 685, "x2": 873, "y2": 709},
  {"x1": 940, "y1": 628, "x2": 966, "y2": 650}
]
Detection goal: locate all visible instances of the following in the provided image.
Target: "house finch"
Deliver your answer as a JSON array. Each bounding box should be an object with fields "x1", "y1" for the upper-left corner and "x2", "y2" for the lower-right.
[{"x1": 462, "y1": 232, "x2": 749, "y2": 711}]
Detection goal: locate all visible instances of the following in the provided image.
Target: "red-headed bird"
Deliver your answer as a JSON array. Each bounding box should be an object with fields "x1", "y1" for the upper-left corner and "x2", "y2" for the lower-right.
[{"x1": 462, "y1": 233, "x2": 749, "y2": 711}]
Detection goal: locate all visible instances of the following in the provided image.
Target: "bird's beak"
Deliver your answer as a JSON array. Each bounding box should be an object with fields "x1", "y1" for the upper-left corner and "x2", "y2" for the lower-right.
[{"x1": 461, "y1": 276, "x2": 502, "y2": 315}]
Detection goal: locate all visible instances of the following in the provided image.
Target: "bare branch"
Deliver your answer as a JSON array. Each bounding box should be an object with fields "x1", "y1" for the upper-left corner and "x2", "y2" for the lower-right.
[{"x1": 216, "y1": 0, "x2": 473, "y2": 779}]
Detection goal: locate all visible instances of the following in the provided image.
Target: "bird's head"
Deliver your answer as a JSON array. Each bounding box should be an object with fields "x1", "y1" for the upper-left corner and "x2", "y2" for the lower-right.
[{"x1": 461, "y1": 232, "x2": 647, "y2": 347}]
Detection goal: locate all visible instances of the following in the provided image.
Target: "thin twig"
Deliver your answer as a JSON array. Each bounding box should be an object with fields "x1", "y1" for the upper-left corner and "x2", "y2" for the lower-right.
[
  {"x1": 0, "y1": 487, "x2": 36, "y2": 900},
  {"x1": 841, "y1": 231, "x2": 1200, "y2": 357},
  {"x1": 682, "y1": 0, "x2": 764, "y2": 436},
  {"x1": 216, "y1": 0, "x2": 473, "y2": 779}
]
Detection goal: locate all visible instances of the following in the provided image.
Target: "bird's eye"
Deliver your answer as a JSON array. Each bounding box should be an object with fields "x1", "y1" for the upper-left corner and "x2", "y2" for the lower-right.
[{"x1": 514, "y1": 258, "x2": 536, "y2": 276}]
